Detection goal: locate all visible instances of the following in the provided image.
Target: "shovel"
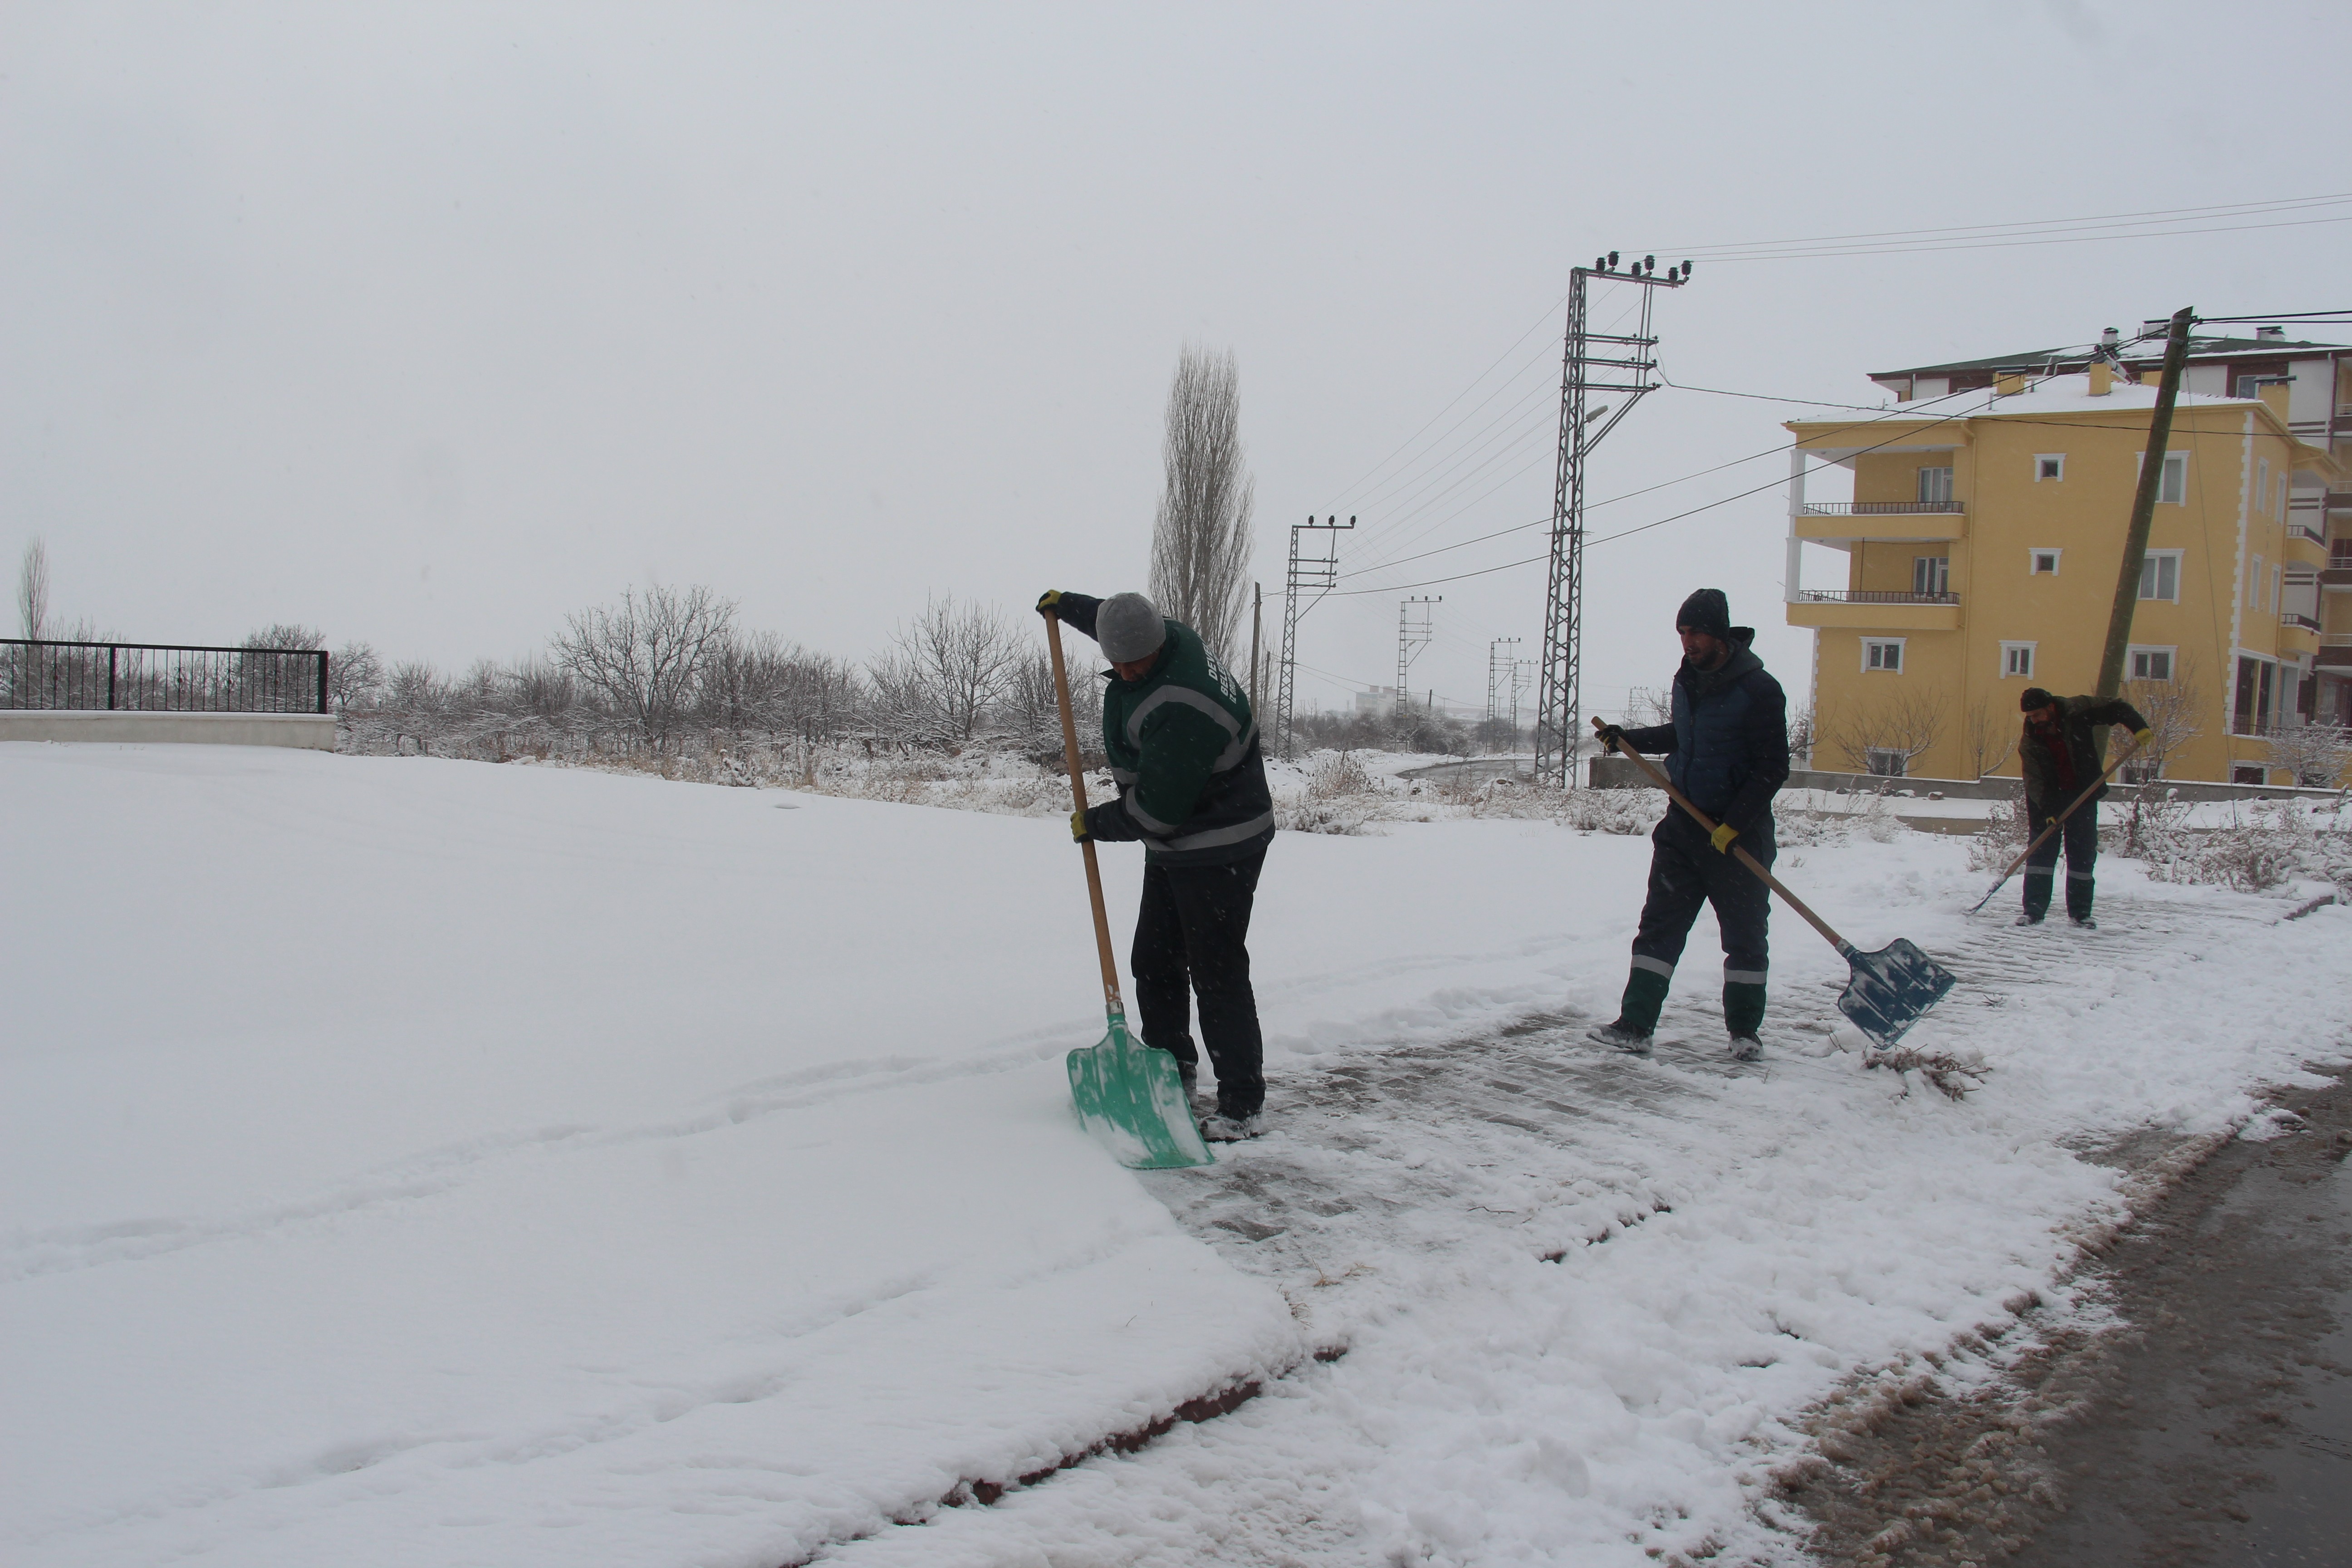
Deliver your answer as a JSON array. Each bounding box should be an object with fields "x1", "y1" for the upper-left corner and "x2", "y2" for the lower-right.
[
  {"x1": 1043, "y1": 610, "x2": 1214, "y2": 1170},
  {"x1": 1594, "y1": 720, "x2": 1957, "y2": 1049},
  {"x1": 1967, "y1": 733, "x2": 2146, "y2": 915}
]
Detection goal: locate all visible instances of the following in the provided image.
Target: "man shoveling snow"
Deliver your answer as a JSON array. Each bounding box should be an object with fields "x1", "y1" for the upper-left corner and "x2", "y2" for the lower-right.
[
  {"x1": 2013, "y1": 686, "x2": 2152, "y2": 929},
  {"x1": 1037, "y1": 589, "x2": 1274, "y2": 1141},
  {"x1": 1586, "y1": 588, "x2": 1791, "y2": 1061}
]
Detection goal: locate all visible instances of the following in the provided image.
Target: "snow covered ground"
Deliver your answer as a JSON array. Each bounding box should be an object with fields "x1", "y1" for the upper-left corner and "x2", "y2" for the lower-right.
[{"x1": 4, "y1": 741, "x2": 2347, "y2": 1567}]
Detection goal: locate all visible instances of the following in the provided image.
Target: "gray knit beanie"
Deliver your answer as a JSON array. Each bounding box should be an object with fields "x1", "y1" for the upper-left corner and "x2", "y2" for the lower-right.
[{"x1": 1095, "y1": 592, "x2": 1167, "y2": 663}]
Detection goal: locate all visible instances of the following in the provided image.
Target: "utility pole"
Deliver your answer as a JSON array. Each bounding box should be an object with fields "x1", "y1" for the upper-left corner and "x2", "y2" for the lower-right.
[
  {"x1": 1533, "y1": 250, "x2": 1690, "y2": 789},
  {"x1": 1246, "y1": 582, "x2": 1262, "y2": 716},
  {"x1": 1397, "y1": 596, "x2": 1440, "y2": 719},
  {"x1": 1277, "y1": 515, "x2": 1352, "y2": 758},
  {"x1": 1487, "y1": 637, "x2": 1522, "y2": 753},
  {"x1": 2096, "y1": 307, "x2": 2195, "y2": 708}
]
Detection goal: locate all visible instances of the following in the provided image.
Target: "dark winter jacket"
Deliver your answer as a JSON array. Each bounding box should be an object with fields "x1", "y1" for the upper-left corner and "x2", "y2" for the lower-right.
[
  {"x1": 1617, "y1": 628, "x2": 1790, "y2": 834},
  {"x1": 1054, "y1": 593, "x2": 1274, "y2": 866},
  {"x1": 2020, "y1": 695, "x2": 2149, "y2": 815}
]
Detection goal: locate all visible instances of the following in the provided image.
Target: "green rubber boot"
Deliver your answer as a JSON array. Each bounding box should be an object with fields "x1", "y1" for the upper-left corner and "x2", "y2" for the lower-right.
[
  {"x1": 1619, "y1": 965, "x2": 1671, "y2": 1034},
  {"x1": 1724, "y1": 980, "x2": 1767, "y2": 1038}
]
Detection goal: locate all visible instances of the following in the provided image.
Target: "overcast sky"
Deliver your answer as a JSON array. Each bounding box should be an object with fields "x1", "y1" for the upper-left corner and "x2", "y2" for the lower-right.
[{"x1": 5, "y1": 0, "x2": 2347, "y2": 722}]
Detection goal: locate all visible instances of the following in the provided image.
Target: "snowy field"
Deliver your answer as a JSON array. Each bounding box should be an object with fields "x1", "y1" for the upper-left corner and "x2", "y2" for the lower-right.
[{"x1": 4, "y1": 742, "x2": 2347, "y2": 1568}]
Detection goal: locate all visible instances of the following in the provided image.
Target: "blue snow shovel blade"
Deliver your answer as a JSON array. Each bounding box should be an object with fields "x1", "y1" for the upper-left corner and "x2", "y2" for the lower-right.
[
  {"x1": 1067, "y1": 1018, "x2": 1214, "y2": 1170},
  {"x1": 1836, "y1": 938, "x2": 1958, "y2": 1049}
]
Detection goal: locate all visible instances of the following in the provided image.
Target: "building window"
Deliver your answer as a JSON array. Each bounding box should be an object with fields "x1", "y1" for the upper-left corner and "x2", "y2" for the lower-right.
[
  {"x1": 2271, "y1": 563, "x2": 2283, "y2": 614},
  {"x1": 2157, "y1": 451, "x2": 2186, "y2": 505},
  {"x1": 2234, "y1": 656, "x2": 2276, "y2": 735},
  {"x1": 2248, "y1": 554, "x2": 2264, "y2": 610},
  {"x1": 1863, "y1": 639, "x2": 1904, "y2": 673},
  {"x1": 2233, "y1": 765, "x2": 2268, "y2": 785},
  {"x1": 2128, "y1": 646, "x2": 2175, "y2": 682},
  {"x1": 1912, "y1": 555, "x2": 1950, "y2": 596},
  {"x1": 2000, "y1": 642, "x2": 2036, "y2": 677},
  {"x1": 2029, "y1": 549, "x2": 2061, "y2": 575},
  {"x1": 2138, "y1": 551, "x2": 2181, "y2": 601},
  {"x1": 2258, "y1": 458, "x2": 2269, "y2": 510},
  {"x1": 2035, "y1": 454, "x2": 2064, "y2": 481},
  {"x1": 1864, "y1": 749, "x2": 1909, "y2": 778},
  {"x1": 1916, "y1": 466, "x2": 1955, "y2": 505}
]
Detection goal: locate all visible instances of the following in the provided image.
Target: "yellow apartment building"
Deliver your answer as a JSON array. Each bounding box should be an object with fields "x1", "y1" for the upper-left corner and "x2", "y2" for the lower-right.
[{"x1": 1784, "y1": 334, "x2": 2346, "y2": 785}]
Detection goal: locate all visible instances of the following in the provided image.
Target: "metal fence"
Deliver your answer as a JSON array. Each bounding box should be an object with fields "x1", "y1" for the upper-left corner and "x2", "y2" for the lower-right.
[{"x1": 1, "y1": 640, "x2": 328, "y2": 715}]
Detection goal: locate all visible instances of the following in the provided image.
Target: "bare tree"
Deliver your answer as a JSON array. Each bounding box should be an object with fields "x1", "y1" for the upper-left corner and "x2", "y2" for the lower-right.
[
  {"x1": 872, "y1": 595, "x2": 1023, "y2": 746},
  {"x1": 2123, "y1": 652, "x2": 2205, "y2": 783},
  {"x1": 329, "y1": 641, "x2": 385, "y2": 711},
  {"x1": 17, "y1": 539, "x2": 48, "y2": 640},
  {"x1": 1620, "y1": 686, "x2": 1675, "y2": 727},
  {"x1": 552, "y1": 583, "x2": 737, "y2": 750},
  {"x1": 1147, "y1": 345, "x2": 1255, "y2": 661},
  {"x1": 242, "y1": 622, "x2": 324, "y2": 650},
  {"x1": 1959, "y1": 695, "x2": 2015, "y2": 781},
  {"x1": 2267, "y1": 722, "x2": 2352, "y2": 789},
  {"x1": 1826, "y1": 686, "x2": 1949, "y2": 777}
]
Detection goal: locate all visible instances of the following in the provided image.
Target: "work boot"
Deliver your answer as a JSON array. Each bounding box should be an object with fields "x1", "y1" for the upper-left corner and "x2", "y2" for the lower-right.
[
  {"x1": 2013, "y1": 912, "x2": 2043, "y2": 927},
  {"x1": 2069, "y1": 914, "x2": 2098, "y2": 930},
  {"x1": 1199, "y1": 1111, "x2": 1263, "y2": 1142},
  {"x1": 1587, "y1": 1019, "x2": 1653, "y2": 1054},
  {"x1": 1728, "y1": 1033, "x2": 1763, "y2": 1063}
]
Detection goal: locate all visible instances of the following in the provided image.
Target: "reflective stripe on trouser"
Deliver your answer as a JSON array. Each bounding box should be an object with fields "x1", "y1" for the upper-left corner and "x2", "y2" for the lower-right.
[
  {"x1": 1620, "y1": 812, "x2": 1773, "y2": 1034},
  {"x1": 2022, "y1": 804, "x2": 2098, "y2": 921},
  {"x1": 1131, "y1": 845, "x2": 1268, "y2": 1118}
]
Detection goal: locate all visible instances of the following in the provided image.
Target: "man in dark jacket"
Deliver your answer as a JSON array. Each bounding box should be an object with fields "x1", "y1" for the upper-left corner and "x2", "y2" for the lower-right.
[
  {"x1": 2014, "y1": 686, "x2": 2152, "y2": 929},
  {"x1": 1587, "y1": 589, "x2": 1790, "y2": 1060},
  {"x1": 1038, "y1": 588, "x2": 1274, "y2": 1140}
]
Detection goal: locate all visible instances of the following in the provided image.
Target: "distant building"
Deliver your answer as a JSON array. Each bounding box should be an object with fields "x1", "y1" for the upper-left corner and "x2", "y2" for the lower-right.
[{"x1": 1784, "y1": 333, "x2": 2347, "y2": 785}]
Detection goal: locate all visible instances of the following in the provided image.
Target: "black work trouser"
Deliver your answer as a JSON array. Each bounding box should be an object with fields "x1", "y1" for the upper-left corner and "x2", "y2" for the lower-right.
[
  {"x1": 1132, "y1": 846, "x2": 1266, "y2": 1117},
  {"x1": 2022, "y1": 799, "x2": 2098, "y2": 921},
  {"x1": 1628, "y1": 811, "x2": 1774, "y2": 1023}
]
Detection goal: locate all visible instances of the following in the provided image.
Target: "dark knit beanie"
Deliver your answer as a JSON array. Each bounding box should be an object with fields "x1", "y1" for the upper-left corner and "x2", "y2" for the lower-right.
[
  {"x1": 2019, "y1": 686, "x2": 2054, "y2": 713},
  {"x1": 1675, "y1": 588, "x2": 1731, "y2": 640}
]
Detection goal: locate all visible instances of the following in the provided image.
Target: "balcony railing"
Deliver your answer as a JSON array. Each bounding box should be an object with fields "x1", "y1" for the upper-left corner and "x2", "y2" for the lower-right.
[
  {"x1": 2283, "y1": 611, "x2": 2323, "y2": 632},
  {"x1": 2, "y1": 640, "x2": 328, "y2": 714},
  {"x1": 2288, "y1": 522, "x2": 2326, "y2": 544},
  {"x1": 1795, "y1": 589, "x2": 1961, "y2": 606},
  {"x1": 1798, "y1": 501, "x2": 1966, "y2": 516}
]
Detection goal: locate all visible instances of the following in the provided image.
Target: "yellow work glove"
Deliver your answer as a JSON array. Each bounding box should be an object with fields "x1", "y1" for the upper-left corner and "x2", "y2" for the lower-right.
[
  {"x1": 2133, "y1": 727, "x2": 2154, "y2": 748},
  {"x1": 1036, "y1": 589, "x2": 1064, "y2": 615},
  {"x1": 1709, "y1": 823, "x2": 1738, "y2": 854},
  {"x1": 1070, "y1": 808, "x2": 1090, "y2": 843}
]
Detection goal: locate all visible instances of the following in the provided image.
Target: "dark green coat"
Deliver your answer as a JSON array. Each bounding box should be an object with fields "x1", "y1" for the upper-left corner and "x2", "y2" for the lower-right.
[
  {"x1": 2020, "y1": 694, "x2": 2149, "y2": 812},
  {"x1": 1056, "y1": 595, "x2": 1274, "y2": 865}
]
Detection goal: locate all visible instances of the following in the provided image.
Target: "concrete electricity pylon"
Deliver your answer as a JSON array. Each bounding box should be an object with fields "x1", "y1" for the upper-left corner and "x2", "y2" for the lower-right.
[
  {"x1": 1276, "y1": 514, "x2": 1352, "y2": 757},
  {"x1": 1532, "y1": 250, "x2": 1690, "y2": 789},
  {"x1": 1396, "y1": 597, "x2": 1440, "y2": 718}
]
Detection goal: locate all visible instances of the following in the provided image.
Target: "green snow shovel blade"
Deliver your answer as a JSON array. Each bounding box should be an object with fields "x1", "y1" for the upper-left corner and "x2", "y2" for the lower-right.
[
  {"x1": 1834, "y1": 938, "x2": 1957, "y2": 1050},
  {"x1": 1067, "y1": 1012, "x2": 1214, "y2": 1170},
  {"x1": 1043, "y1": 606, "x2": 1213, "y2": 1171}
]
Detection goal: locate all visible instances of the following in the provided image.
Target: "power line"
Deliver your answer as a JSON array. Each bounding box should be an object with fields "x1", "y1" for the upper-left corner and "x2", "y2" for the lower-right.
[{"x1": 1662, "y1": 191, "x2": 2352, "y2": 263}]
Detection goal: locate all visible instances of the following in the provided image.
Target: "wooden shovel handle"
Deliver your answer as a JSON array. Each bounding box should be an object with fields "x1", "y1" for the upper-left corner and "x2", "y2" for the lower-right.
[
  {"x1": 1592, "y1": 719, "x2": 1853, "y2": 956},
  {"x1": 1045, "y1": 611, "x2": 1125, "y2": 1018}
]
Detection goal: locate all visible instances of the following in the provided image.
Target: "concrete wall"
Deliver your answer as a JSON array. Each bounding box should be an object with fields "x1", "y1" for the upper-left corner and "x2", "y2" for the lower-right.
[{"x1": 0, "y1": 711, "x2": 337, "y2": 750}]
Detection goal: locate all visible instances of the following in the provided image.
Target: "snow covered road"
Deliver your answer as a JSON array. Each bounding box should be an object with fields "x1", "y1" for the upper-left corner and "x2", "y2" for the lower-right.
[{"x1": 4, "y1": 742, "x2": 2346, "y2": 1567}]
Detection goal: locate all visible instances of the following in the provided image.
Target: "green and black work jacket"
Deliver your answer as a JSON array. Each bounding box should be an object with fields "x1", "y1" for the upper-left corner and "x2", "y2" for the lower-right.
[
  {"x1": 1055, "y1": 595, "x2": 1274, "y2": 866},
  {"x1": 2019, "y1": 694, "x2": 2149, "y2": 813}
]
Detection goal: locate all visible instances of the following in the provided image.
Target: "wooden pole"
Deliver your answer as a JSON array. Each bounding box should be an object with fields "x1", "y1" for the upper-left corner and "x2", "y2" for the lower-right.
[
  {"x1": 1248, "y1": 583, "x2": 1262, "y2": 715},
  {"x1": 2096, "y1": 308, "x2": 2195, "y2": 703}
]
